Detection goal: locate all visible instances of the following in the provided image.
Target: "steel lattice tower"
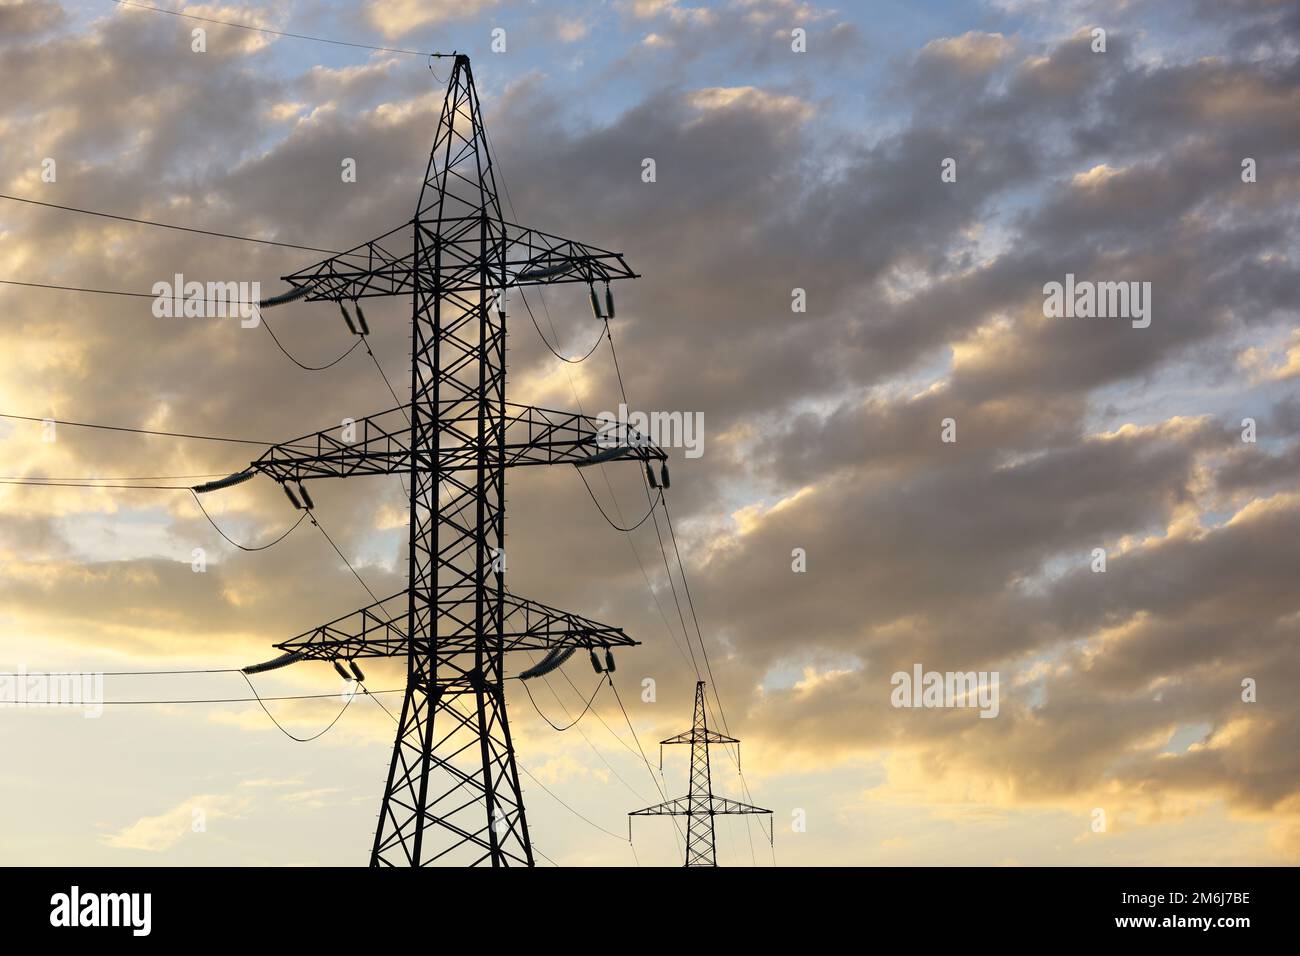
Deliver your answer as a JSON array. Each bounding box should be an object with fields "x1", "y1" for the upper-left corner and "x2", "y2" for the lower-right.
[
  {"x1": 629, "y1": 681, "x2": 771, "y2": 866},
  {"x1": 216, "y1": 54, "x2": 667, "y2": 866}
]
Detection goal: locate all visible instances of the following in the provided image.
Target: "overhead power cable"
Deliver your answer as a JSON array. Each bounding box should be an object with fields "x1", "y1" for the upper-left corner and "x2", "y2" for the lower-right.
[
  {"x1": 575, "y1": 468, "x2": 662, "y2": 532},
  {"x1": 190, "y1": 489, "x2": 307, "y2": 552},
  {"x1": 309, "y1": 510, "x2": 380, "y2": 602},
  {"x1": 484, "y1": 130, "x2": 690, "y2": 858},
  {"x1": 602, "y1": 318, "x2": 769, "y2": 864},
  {"x1": 0, "y1": 192, "x2": 342, "y2": 254},
  {"x1": 0, "y1": 277, "x2": 263, "y2": 312},
  {"x1": 0, "y1": 472, "x2": 229, "y2": 482},
  {"x1": 240, "y1": 672, "x2": 358, "y2": 742},
  {"x1": 519, "y1": 674, "x2": 605, "y2": 732},
  {"x1": 26, "y1": 688, "x2": 402, "y2": 704},
  {"x1": 0, "y1": 411, "x2": 309, "y2": 448},
  {"x1": 0, "y1": 667, "x2": 240, "y2": 677},
  {"x1": 111, "y1": 1, "x2": 443, "y2": 57},
  {"x1": 519, "y1": 289, "x2": 605, "y2": 364},
  {"x1": 517, "y1": 763, "x2": 632, "y2": 845},
  {"x1": 0, "y1": 479, "x2": 192, "y2": 489},
  {"x1": 261, "y1": 314, "x2": 361, "y2": 370}
]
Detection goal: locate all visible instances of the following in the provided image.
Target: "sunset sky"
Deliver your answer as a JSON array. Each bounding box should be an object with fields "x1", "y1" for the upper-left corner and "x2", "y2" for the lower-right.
[{"x1": 1, "y1": 0, "x2": 1298, "y2": 866}]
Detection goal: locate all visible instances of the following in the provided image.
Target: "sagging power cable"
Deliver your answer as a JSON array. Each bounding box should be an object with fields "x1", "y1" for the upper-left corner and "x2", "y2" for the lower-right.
[
  {"x1": 190, "y1": 489, "x2": 307, "y2": 551},
  {"x1": 240, "y1": 671, "x2": 360, "y2": 742},
  {"x1": 261, "y1": 314, "x2": 361, "y2": 370},
  {"x1": 519, "y1": 674, "x2": 604, "y2": 732},
  {"x1": 575, "y1": 467, "x2": 662, "y2": 532}
]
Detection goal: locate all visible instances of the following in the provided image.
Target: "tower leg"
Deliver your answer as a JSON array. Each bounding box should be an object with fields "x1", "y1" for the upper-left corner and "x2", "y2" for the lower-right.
[{"x1": 370, "y1": 659, "x2": 532, "y2": 866}]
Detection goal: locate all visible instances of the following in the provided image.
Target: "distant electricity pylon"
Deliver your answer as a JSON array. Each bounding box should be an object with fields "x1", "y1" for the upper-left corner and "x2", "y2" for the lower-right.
[
  {"x1": 629, "y1": 681, "x2": 771, "y2": 866},
  {"x1": 200, "y1": 54, "x2": 667, "y2": 866}
]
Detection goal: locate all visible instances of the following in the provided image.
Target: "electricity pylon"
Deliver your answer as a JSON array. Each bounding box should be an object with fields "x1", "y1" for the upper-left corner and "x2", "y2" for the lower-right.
[
  {"x1": 203, "y1": 54, "x2": 666, "y2": 866},
  {"x1": 629, "y1": 681, "x2": 771, "y2": 866}
]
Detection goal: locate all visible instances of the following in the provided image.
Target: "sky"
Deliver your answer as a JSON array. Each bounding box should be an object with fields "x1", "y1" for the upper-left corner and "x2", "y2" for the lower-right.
[{"x1": 0, "y1": 0, "x2": 1298, "y2": 867}]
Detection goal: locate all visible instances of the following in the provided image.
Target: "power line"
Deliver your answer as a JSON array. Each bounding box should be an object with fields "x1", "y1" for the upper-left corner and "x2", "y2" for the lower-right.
[
  {"x1": 361, "y1": 337, "x2": 408, "y2": 416},
  {"x1": 0, "y1": 277, "x2": 267, "y2": 312},
  {"x1": 519, "y1": 655, "x2": 649, "y2": 802},
  {"x1": 0, "y1": 667, "x2": 239, "y2": 676},
  {"x1": 660, "y1": 499, "x2": 767, "y2": 866},
  {"x1": 601, "y1": 321, "x2": 769, "y2": 864},
  {"x1": 111, "y1": 0, "x2": 442, "y2": 58},
  {"x1": 485, "y1": 128, "x2": 694, "y2": 859},
  {"x1": 0, "y1": 278, "x2": 155, "y2": 300},
  {"x1": 240, "y1": 672, "x2": 359, "y2": 742},
  {"x1": 515, "y1": 646, "x2": 685, "y2": 853},
  {"x1": 518, "y1": 289, "x2": 605, "y2": 364},
  {"x1": 0, "y1": 192, "x2": 342, "y2": 254},
  {"x1": 575, "y1": 468, "x2": 662, "y2": 532},
  {"x1": 309, "y1": 510, "x2": 380, "y2": 602},
  {"x1": 0, "y1": 411, "x2": 308, "y2": 448},
  {"x1": 483, "y1": 133, "x2": 696, "y2": 677},
  {"x1": 261, "y1": 313, "x2": 361, "y2": 371},
  {"x1": 0, "y1": 479, "x2": 192, "y2": 489},
  {"x1": 517, "y1": 763, "x2": 630, "y2": 844},
  {"x1": 190, "y1": 489, "x2": 308, "y2": 552},
  {"x1": 25, "y1": 689, "x2": 402, "y2": 704},
  {"x1": 0, "y1": 472, "x2": 228, "y2": 482},
  {"x1": 519, "y1": 674, "x2": 604, "y2": 732}
]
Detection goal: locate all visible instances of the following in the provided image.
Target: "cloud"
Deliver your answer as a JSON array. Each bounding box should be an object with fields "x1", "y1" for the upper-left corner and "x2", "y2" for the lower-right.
[
  {"x1": 918, "y1": 31, "x2": 1015, "y2": 74},
  {"x1": 3, "y1": 0, "x2": 1299, "y2": 864},
  {"x1": 364, "y1": 0, "x2": 499, "y2": 40},
  {"x1": 101, "y1": 793, "x2": 249, "y2": 852}
]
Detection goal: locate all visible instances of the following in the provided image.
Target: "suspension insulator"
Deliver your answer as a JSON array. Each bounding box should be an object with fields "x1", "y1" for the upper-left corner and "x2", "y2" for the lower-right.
[
  {"x1": 589, "y1": 649, "x2": 603, "y2": 674},
  {"x1": 282, "y1": 483, "x2": 303, "y2": 510},
  {"x1": 604, "y1": 283, "x2": 615, "y2": 320},
  {"x1": 354, "y1": 302, "x2": 370, "y2": 335},
  {"x1": 332, "y1": 660, "x2": 350, "y2": 680},
  {"x1": 296, "y1": 482, "x2": 315, "y2": 510},
  {"x1": 348, "y1": 661, "x2": 365, "y2": 682},
  {"x1": 660, "y1": 462, "x2": 670, "y2": 489},
  {"x1": 603, "y1": 648, "x2": 616, "y2": 673},
  {"x1": 338, "y1": 301, "x2": 358, "y2": 334},
  {"x1": 645, "y1": 462, "x2": 659, "y2": 489},
  {"x1": 589, "y1": 286, "x2": 603, "y2": 320}
]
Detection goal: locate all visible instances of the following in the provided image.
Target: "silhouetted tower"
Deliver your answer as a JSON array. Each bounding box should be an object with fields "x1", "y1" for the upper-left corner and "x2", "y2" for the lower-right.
[
  {"x1": 629, "y1": 681, "x2": 770, "y2": 866},
  {"x1": 203, "y1": 54, "x2": 667, "y2": 866}
]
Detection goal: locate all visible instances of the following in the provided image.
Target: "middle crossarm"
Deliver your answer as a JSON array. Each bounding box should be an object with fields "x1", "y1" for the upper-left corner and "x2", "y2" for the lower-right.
[
  {"x1": 629, "y1": 796, "x2": 772, "y2": 816},
  {"x1": 243, "y1": 586, "x2": 637, "y2": 670},
  {"x1": 244, "y1": 402, "x2": 666, "y2": 484}
]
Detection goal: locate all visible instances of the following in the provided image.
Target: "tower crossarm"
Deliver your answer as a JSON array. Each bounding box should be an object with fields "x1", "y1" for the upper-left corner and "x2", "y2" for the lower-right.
[
  {"x1": 280, "y1": 221, "x2": 418, "y2": 303},
  {"x1": 496, "y1": 220, "x2": 637, "y2": 288},
  {"x1": 250, "y1": 406, "x2": 413, "y2": 483},
  {"x1": 271, "y1": 217, "x2": 635, "y2": 305},
  {"x1": 660, "y1": 728, "x2": 739, "y2": 746},
  {"x1": 628, "y1": 796, "x2": 770, "y2": 816},
  {"x1": 628, "y1": 796, "x2": 693, "y2": 816},
  {"x1": 241, "y1": 401, "x2": 665, "y2": 485},
  {"x1": 485, "y1": 401, "x2": 667, "y2": 469},
  {"x1": 705, "y1": 796, "x2": 771, "y2": 815},
  {"x1": 243, "y1": 587, "x2": 636, "y2": 671}
]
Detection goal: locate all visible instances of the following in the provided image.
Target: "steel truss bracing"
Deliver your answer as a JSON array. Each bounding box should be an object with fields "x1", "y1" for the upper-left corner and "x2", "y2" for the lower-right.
[
  {"x1": 629, "y1": 681, "x2": 771, "y2": 867},
  {"x1": 234, "y1": 55, "x2": 664, "y2": 866}
]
